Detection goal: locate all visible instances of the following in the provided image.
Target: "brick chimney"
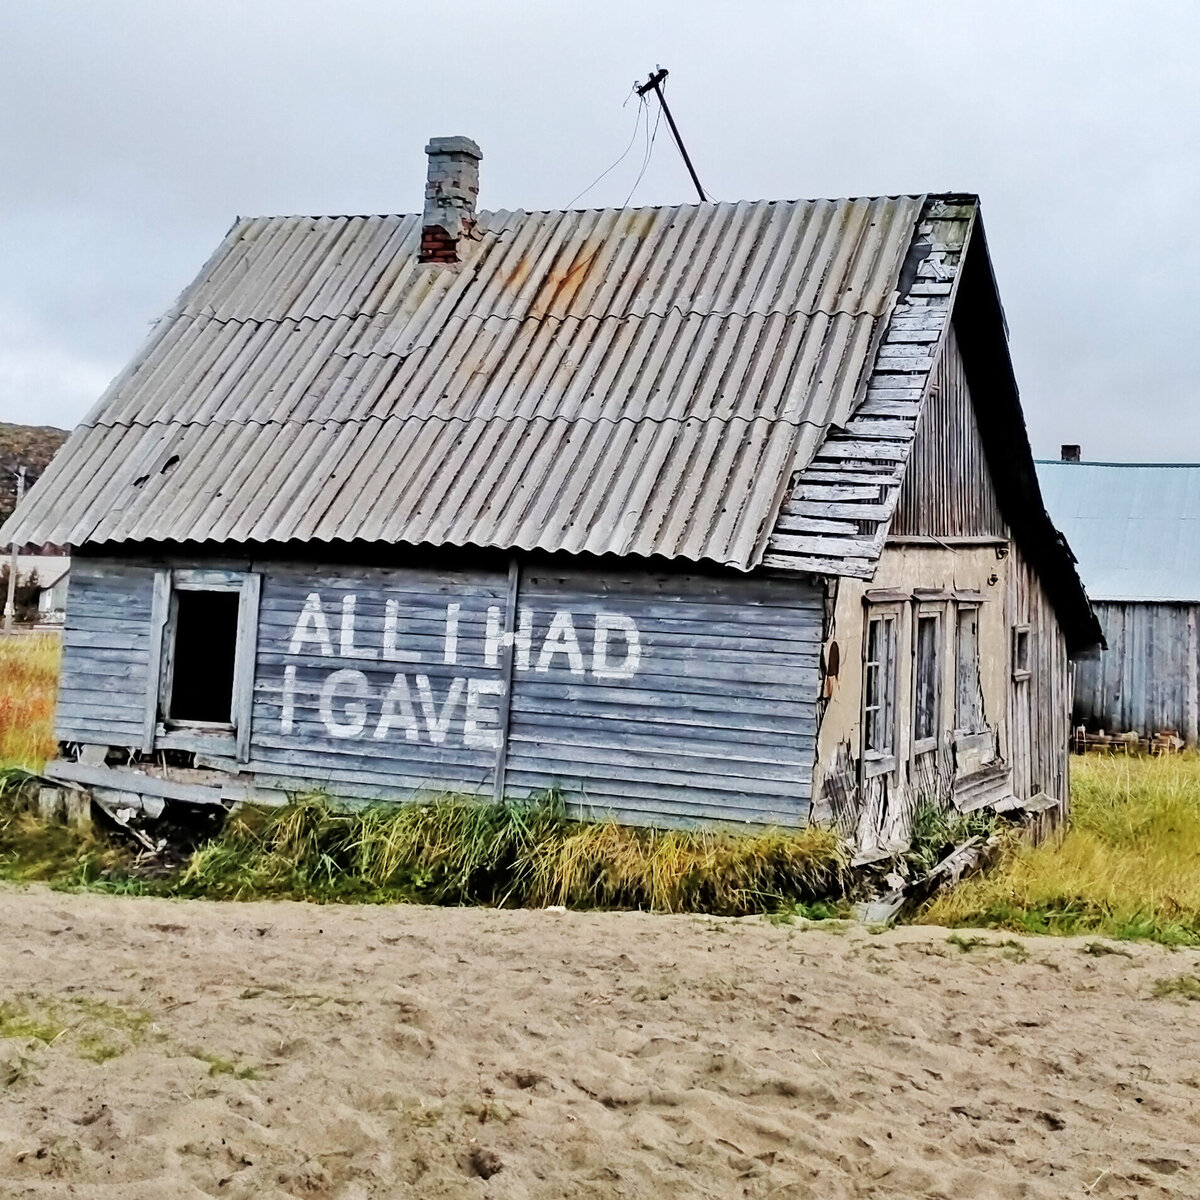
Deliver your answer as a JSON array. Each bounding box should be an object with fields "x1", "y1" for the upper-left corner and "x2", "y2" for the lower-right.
[
  {"x1": 1061, "y1": 444, "x2": 1081, "y2": 463},
  {"x1": 420, "y1": 136, "x2": 482, "y2": 264}
]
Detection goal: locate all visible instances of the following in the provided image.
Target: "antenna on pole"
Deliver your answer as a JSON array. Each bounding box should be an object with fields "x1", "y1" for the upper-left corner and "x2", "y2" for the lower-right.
[{"x1": 635, "y1": 67, "x2": 707, "y2": 202}]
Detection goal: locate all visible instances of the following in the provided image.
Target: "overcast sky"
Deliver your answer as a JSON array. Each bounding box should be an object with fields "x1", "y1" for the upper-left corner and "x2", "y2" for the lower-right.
[{"x1": 2, "y1": 0, "x2": 1197, "y2": 461}]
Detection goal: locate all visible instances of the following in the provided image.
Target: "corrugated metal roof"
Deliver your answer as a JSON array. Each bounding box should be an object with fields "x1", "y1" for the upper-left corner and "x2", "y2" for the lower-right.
[
  {"x1": 4, "y1": 196, "x2": 928, "y2": 567},
  {"x1": 1036, "y1": 461, "x2": 1200, "y2": 601}
]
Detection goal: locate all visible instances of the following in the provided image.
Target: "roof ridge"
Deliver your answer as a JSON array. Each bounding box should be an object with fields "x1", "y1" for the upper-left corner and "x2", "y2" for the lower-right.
[
  {"x1": 79, "y1": 411, "x2": 841, "y2": 435},
  {"x1": 231, "y1": 193, "x2": 966, "y2": 224}
]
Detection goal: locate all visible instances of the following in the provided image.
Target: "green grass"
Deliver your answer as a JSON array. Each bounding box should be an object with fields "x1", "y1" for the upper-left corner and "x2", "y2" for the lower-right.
[
  {"x1": 0, "y1": 994, "x2": 152, "y2": 1063},
  {"x1": 0, "y1": 782, "x2": 848, "y2": 916},
  {"x1": 920, "y1": 754, "x2": 1200, "y2": 945}
]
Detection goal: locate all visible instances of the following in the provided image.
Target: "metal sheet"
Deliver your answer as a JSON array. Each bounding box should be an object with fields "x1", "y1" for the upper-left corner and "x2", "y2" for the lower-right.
[
  {"x1": 1036, "y1": 461, "x2": 1200, "y2": 602},
  {"x1": 5, "y1": 196, "x2": 928, "y2": 569}
]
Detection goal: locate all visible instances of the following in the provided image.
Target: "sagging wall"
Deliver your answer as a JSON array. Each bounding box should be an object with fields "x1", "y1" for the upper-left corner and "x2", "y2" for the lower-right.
[
  {"x1": 1074, "y1": 601, "x2": 1200, "y2": 744},
  {"x1": 813, "y1": 538, "x2": 1073, "y2": 850},
  {"x1": 56, "y1": 555, "x2": 823, "y2": 829}
]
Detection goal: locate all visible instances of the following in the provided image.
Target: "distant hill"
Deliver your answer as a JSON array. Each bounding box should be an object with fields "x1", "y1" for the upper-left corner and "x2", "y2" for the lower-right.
[{"x1": 0, "y1": 422, "x2": 70, "y2": 526}]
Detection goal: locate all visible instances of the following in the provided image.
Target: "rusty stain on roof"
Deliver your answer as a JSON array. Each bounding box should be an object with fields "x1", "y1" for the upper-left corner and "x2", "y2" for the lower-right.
[{"x1": 5, "y1": 196, "x2": 930, "y2": 567}]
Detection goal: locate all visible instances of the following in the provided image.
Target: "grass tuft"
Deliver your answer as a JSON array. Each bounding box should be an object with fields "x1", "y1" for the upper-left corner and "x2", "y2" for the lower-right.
[
  {"x1": 920, "y1": 754, "x2": 1200, "y2": 946},
  {"x1": 1152, "y1": 975, "x2": 1200, "y2": 1002}
]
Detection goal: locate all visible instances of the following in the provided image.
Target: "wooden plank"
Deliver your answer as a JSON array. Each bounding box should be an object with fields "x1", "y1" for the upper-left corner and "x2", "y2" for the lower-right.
[
  {"x1": 780, "y1": 500, "x2": 893, "y2": 521},
  {"x1": 770, "y1": 515, "x2": 861, "y2": 536},
  {"x1": 493, "y1": 558, "x2": 520, "y2": 803},
  {"x1": 790, "y1": 484, "x2": 883, "y2": 502},
  {"x1": 142, "y1": 569, "x2": 170, "y2": 754},
  {"x1": 767, "y1": 532, "x2": 880, "y2": 557},
  {"x1": 813, "y1": 441, "x2": 910, "y2": 462},
  {"x1": 234, "y1": 572, "x2": 261, "y2": 764},
  {"x1": 44, "y1": 759, "x2": 238, "y2": 806},
  {"x1": 842, "y1": 418, "x2": 918, "y2": 439},
  {"x1": 760, "y1": 552, "x2": 877, "y2": 578}
]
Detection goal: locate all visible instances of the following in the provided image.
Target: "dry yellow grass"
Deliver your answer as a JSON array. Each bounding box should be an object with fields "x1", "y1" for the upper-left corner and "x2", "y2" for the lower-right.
[
  {"x1": 0, "y1": 633, "x2": 59, "y2": 771},
  {"x1": 922, "y1": 753, "x2": 1200, "y2": 943}
]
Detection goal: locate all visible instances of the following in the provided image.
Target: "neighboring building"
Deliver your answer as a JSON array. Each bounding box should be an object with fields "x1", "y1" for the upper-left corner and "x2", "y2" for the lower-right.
[
  {"x1": 1038, "y1": 454, "x2": 1200, "y2": 744},
  {"x1": 29, "y1": 556, "x2": 70, "y2": 624},
  {"x1": 4, "y1": 554, "x2": 69, "y2": 624},
  {"x1": 2, "y1": 137, "x2": 1099, "y2": 852}
]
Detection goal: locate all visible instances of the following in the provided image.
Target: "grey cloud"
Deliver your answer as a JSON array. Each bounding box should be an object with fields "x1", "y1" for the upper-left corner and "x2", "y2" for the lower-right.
[{"x1": 2, "y1": 0, "x2": 1198, "y2": 456}]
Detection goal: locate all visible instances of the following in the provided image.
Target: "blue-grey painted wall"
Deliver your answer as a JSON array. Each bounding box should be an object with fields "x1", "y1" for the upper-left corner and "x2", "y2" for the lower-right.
[{"x1": 56, "y1": 555, "x2": 824, "y2": 828}]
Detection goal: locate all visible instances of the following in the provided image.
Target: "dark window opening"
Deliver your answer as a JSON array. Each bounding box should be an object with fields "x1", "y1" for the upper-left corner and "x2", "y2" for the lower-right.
[
  {"x1": 168, "y1": 590, "x2": 240, "y2": 724},
  {"x1": 914, "y1": 614, "x2": 939, "y2": 746},
  {"x1": 1013, "y1": 625, "x2": 1031, "y2": 680}
]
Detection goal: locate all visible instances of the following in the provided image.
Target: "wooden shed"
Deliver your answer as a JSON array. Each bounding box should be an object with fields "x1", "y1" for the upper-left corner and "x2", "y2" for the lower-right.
[
  {"x1": 3, "y1": 137, "x2": 1100, "y2": 853},
  {"x1": 1038, "y1": 456, "x2": 1200, "y2": 745}
]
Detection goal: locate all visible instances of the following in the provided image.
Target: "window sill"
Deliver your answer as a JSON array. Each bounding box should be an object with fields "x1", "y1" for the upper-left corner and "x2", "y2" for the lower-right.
[
  {"x1": 156, "y1": 724, "x2": 237, "y2": 757},
  {"x1": 912, "y1": 738, "x2": 939, "y2": 756},
  {"x1": 862, "y1": 753, "x2": 897, "y2": 779}
]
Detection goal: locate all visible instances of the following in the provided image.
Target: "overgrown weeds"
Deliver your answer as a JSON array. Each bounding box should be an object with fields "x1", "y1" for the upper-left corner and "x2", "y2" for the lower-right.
[
  {"x1": 0, "y1": 782, "x2": 849, "y2": 916},
  {"x1": 919, "y1": 754, "x2": 1200, "y2": 945},
  {"x1": 175, "y1": 794, "x2": 848, "y2": 914},
  {"x1": 0, "y1": 634, "x2": 59, "y2": 771},
  {"x1": 0, "y1": 769, "x2": 139, "y2": 886}
]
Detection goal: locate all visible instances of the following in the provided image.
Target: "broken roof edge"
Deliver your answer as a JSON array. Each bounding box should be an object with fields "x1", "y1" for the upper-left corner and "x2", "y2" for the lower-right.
[{"x1": 949, "y1": 214, "x2": 1103, "y2": 655}]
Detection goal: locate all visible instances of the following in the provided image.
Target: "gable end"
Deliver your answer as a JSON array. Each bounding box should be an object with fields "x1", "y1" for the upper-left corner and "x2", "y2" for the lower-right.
[{"x1": 762, "y1": 199, "x2": 976, "y2": 577}]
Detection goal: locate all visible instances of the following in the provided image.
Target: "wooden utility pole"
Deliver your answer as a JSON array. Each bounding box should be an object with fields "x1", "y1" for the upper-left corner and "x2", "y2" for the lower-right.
[
  {"x1": 3, "y1": 465, "x2": 26, "y2": 632},
  {"x1": 635, "y1": 67, "x2": 707, "y2": 202}
]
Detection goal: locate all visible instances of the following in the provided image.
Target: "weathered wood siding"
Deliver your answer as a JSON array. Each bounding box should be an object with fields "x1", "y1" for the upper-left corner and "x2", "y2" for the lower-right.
[
  {"x1": 890, "y1": 325, "x2": 1006, "y2": 539},
  {"x1": 58, "y1": 555, "x2": 823, "y2": 829},
  {"x1": 503, "y1": 566, "x2": 821, "y2": 827},
  {"x1": 55, "y1": 559, "x2": 156, "y2": 747},
  {"x1": 1008, "y1": 543, "x2": 1071, "y2": 807},
  {"x1": 1074, "y1": 602, "x2": 1200, "y2": 743},
  {"x1": 249, "y1": 564, "x2": 511, "y2": 799}
]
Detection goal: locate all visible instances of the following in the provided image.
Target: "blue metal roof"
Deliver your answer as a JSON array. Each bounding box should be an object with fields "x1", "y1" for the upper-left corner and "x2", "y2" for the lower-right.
[{"x1": 1035, "y1": 460, "x2": 1200, "y2": 602}]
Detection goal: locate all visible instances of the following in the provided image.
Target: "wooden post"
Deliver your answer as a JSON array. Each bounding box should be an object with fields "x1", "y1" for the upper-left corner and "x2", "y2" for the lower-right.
[
  {"x1": 3, "y1": 465, "x2": 25, "y2": 631},
  {"x1": 492, "y1": 558, "x2": 520, "y2": 804},
  {"x1": 142, "y1": 570, "x2": 171, "y2": 754}
]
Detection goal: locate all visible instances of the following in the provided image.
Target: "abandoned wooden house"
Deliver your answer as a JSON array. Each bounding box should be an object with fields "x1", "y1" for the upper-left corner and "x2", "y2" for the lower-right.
[
  {"x1": 3, "y1": 136, "x2": 1101, "y2": 851},
  {"x1": 1038, "y1": 453, "x2": 1200, "y2": 746}
]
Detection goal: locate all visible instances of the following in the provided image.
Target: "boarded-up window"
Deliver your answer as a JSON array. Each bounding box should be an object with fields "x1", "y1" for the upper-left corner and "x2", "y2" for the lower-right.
[
  {"x1": 863, "y1": 608, "x2": 899, "y2": 773},
  {"x1": 955, "y1": 605, "x2": 983, "y2": 732},
  {"x1": 913, "y1": 613, "x2": 940, "y2": 750}
]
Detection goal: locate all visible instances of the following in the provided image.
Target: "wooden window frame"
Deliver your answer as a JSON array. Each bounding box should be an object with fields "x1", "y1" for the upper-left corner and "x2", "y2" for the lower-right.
[
  {"x1": 953, "y1": 601, "x2": 984, "y2": 735},
  {"x1": 911, "y1": 603, "x2": 944, "y2": 756},
  {"x1": 143, "y1": 567, "x2": 261, "y2": 762},
  {"x1": 862, "y1": 602, "x2": 901, "y2": 778},
  {"x1": 1012, "y1": 623, "x2": 1031, "y2": 682}
]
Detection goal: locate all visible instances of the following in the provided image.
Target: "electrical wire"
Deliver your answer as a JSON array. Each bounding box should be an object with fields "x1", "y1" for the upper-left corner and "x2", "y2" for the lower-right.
[
  {"x1": 622, "y1": 97, "x2": 662, "y2": 207},
  {"x1": 565, "y1": 96, "x2": 646, "y2": 209}
]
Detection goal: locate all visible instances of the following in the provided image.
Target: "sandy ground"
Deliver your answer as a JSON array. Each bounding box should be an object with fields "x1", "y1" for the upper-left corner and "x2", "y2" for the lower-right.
[{"x1": 0, "y1": 890, "x2": 1198, "y2": 1200}]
